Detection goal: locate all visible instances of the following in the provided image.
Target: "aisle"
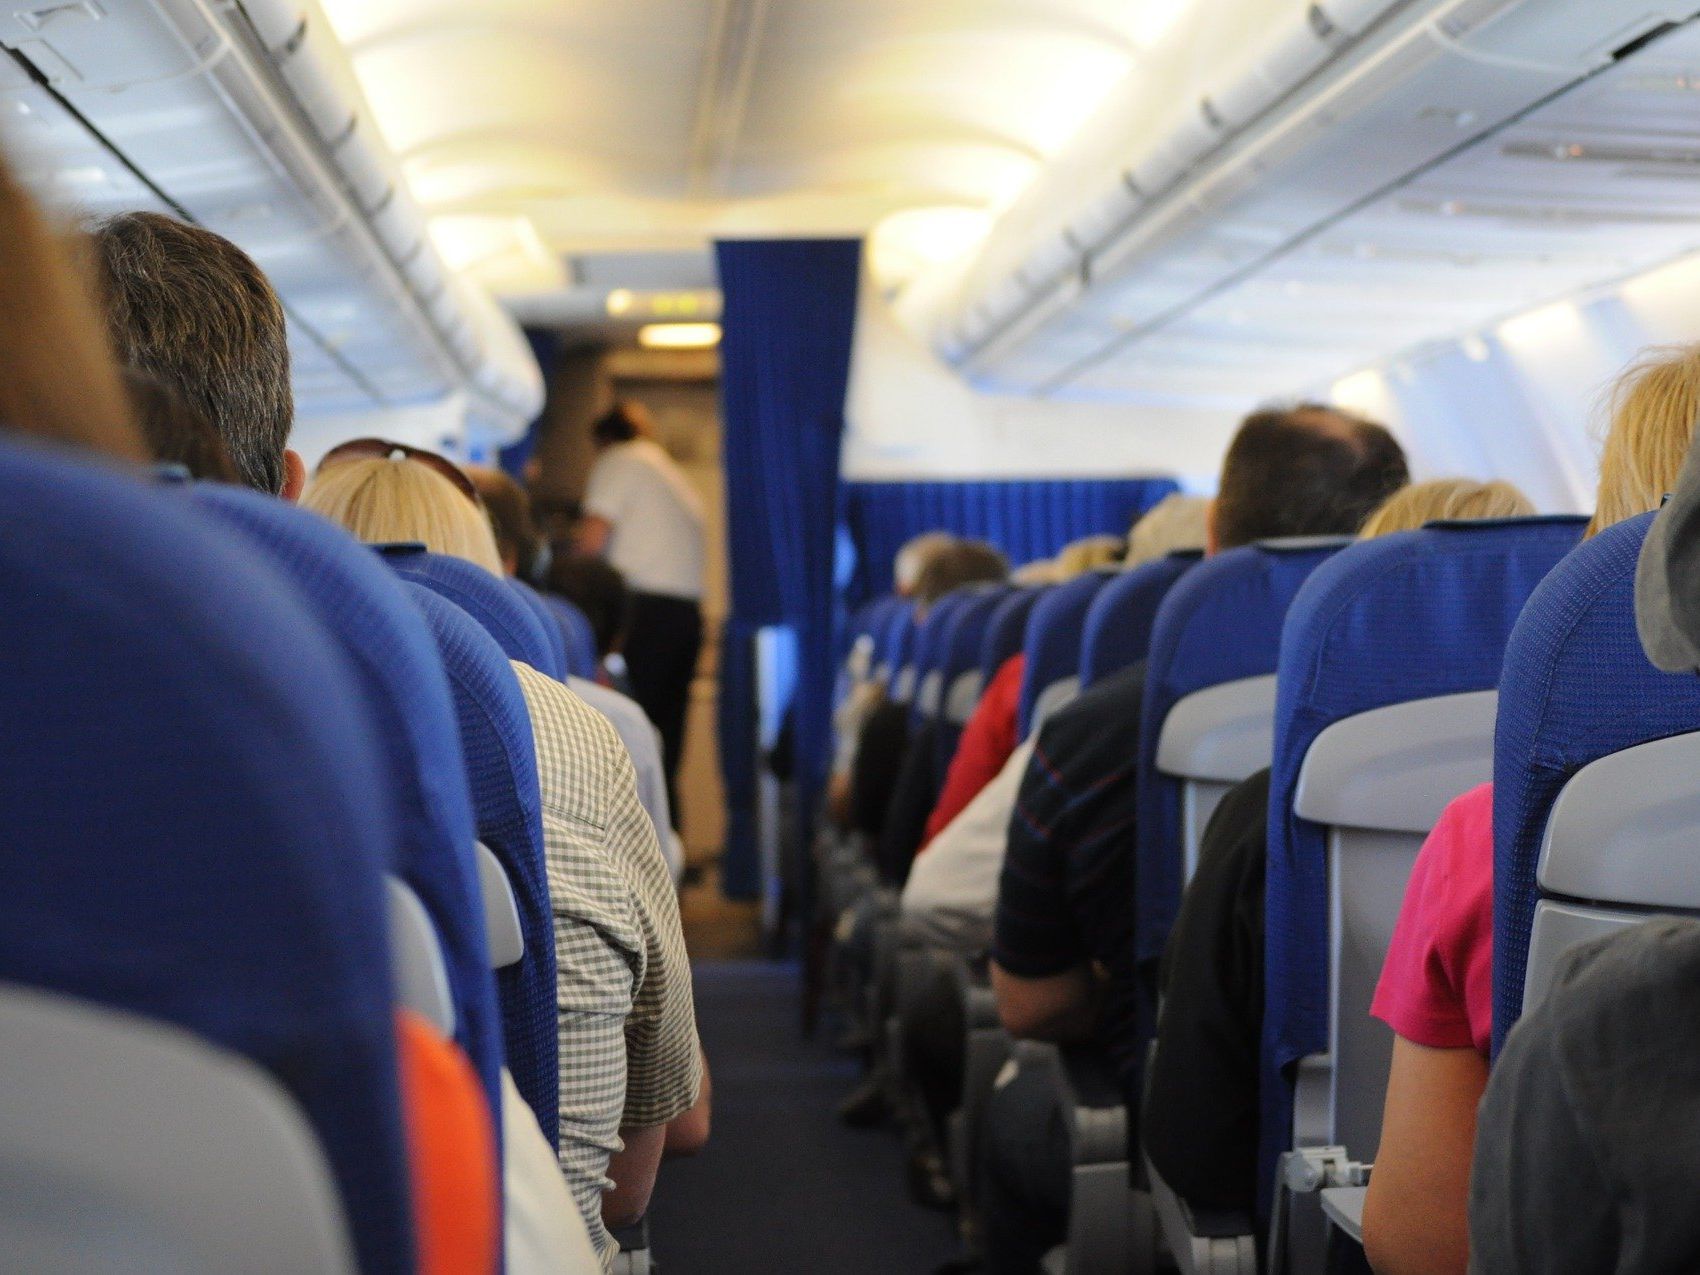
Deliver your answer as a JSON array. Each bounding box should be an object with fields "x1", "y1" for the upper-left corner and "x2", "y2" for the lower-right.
[{"x1": 647, "y1": 960, "x2": 959, "y2": 1274}]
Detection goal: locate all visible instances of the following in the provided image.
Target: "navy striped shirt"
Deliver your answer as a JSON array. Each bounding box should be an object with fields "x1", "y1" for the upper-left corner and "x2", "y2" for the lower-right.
[{"x1": 992, "y1": 661, "x2": 1147, "y2": 1090}]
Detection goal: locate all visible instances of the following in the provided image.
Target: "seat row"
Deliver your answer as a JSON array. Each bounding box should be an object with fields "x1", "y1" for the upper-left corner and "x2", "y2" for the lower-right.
[
  {"x1": 0, "y1": 437, "x2": 628, "y2": 1273},
  {"x1": 834, "y1": 500, "x2": 1700, "y2": 1272}
]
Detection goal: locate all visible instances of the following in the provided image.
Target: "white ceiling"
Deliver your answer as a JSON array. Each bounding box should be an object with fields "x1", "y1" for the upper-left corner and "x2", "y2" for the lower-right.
[{"x1": 318, "y1": 0, "x2": 1202, "y2": 311}]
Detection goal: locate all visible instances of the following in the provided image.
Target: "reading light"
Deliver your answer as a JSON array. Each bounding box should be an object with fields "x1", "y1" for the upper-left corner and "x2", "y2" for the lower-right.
[
  {"x1": 638, "y1": 323, "x2": 721, "y2": 350},
  {"x1": 606, "y1": 288, "x2": 636, "y2": 316}
]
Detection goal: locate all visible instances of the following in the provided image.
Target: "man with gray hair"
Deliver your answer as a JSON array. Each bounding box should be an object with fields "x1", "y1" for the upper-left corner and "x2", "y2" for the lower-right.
[{"x1": 91, "y1": 211, "x2": 303, "y2": 499}]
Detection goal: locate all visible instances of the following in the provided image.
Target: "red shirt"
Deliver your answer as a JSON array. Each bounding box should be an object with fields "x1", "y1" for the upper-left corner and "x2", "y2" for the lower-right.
[
  {"x1": 1370, "y1": 783, "x2": 1495, "y2": 1057},
  {"x1": 920, "y1": 654, "x2": 1025, "y2": 850}
]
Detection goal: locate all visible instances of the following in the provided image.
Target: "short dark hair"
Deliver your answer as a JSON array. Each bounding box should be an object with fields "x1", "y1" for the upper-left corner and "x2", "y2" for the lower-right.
[
  {"x1": 592, "y1": 401, "x2": 644, "y2": 447},
  {"x1": 1214, "y1": 404, "x2": 1409, "y2": 550},
  {"x1": 467, "y1": 463, "x2": 538, "y2": 577},
  {"x1": 913, "y1": 538, "x2": 1008, "y2": 608},
  {"x1": 91, "y1": 212, "x2": 292, "y2": 494},
  {"x1": 122, "y1": 367, "x2": 238, "y2": 483},
  {"x1": 548, "y1": 554, "x2": 631, "y2": 658}
]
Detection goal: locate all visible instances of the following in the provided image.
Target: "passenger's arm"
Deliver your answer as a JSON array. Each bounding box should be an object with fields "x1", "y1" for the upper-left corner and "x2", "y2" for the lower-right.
[
  {"x1": 576, "y1": 514, "x2": 613, "y2": 557},
  {"x1": 665, "y1": 1049, "x2": 712, "y2": 1157},
  {"x1": 1361, "y1": 1038, "x2": 1487, "y2": 1275},
  {"x1": 603, "y1": 1123, "x2": 667, "y2": 1228},
  {"x1": 990, "y1": 960, "x2": 1097, "y2": 1042}
]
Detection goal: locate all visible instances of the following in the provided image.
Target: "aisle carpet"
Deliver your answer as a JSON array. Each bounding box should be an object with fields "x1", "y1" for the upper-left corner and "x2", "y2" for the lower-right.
[{"x1": 647, "y1": 960, "x2": 959, "y2": 1273}]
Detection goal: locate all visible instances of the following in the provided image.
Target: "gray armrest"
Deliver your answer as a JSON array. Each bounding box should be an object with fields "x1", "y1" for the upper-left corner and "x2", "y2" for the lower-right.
[
  {"x1": 1538, "y1": 730, "x2": 1700, "y2": 908},
  {"x1": 1293, "y1": 692, "x2": 1497, "y2": 834},
  {"x1": 918, "y1": 670, "x2": 944, "y2": 719},
  {"x1": 1320, "y1": 1186, "x2": 1367, "y2": 1245},
  {"x1": 475, "y1": 841, "x2": 525, "y2": 969},
  {"x1": 1156, "y1": 676, "x2": 1278, "y2": 783},
  {"x1": 386, "y1": 878, "x2": 455, "y2": 1037}
]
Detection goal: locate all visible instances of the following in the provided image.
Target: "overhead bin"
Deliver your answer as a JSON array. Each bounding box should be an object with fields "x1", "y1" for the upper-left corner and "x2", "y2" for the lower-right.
[
  {"x1": 931, "y1": 0, "x2": 1700, "y2": 398},
  {"x1": 0, "y1": 0, "x2": 541, "y2": 443}
]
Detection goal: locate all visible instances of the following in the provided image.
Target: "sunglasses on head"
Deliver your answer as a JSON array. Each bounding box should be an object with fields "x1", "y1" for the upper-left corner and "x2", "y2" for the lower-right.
[{"x1": 317, "y1": 437, "x2": 481, "y2": 506}]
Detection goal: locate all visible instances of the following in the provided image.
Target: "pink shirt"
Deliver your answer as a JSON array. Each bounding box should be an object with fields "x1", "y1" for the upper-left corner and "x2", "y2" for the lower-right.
[{"x1": 1370, "y1": 783, "x2": 1495, "y2": 1058}]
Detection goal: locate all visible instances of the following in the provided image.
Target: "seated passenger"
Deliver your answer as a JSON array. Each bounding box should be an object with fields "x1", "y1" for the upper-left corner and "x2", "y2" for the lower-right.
[
  {"x1": 974, "y1": 406, "x2": 1409, "y2": 1275},
  {"x1": 1142, "y1": 478, "x2": 1533, "y2": 1235},
  {"x1": 477, "y1": 465, "x2": 682, "y2": 880},
  {"x1": 1362, "y1": 348, "x2": 1700, "y2": 1275},
  {"x1": 86, "y1": 206, "x2": 512, "y2": 1272},
  {"x1": 303, "y1": 453, "x2": 705, "y2": 1264}
]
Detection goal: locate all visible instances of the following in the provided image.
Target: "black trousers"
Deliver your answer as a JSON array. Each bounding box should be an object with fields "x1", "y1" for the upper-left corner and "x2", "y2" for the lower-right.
[{"x1": 622, "y1": 591, "x2": 703, "y2": 828}]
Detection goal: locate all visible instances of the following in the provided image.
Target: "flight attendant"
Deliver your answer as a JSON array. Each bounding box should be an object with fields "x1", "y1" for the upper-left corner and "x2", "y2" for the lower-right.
[{"x1": 579, "y1": 400, "x2": 707, "y2": 825}]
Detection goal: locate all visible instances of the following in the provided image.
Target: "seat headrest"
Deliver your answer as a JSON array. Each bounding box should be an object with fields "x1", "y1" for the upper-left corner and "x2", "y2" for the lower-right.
[
  {"x1": 378, "y1": 544, "x2": 557, "y2": 675},
  {"x1": 1018, "y1": 570, "x2": 1115, "y2": 738},
  {"x1": 506, "y1": 578, "x2": 569, "y2": 679},
  {"x1": 1134, "y1": 538, "x2": 1348, "y2": 970},
  {"x1": 1080, "y1": 553, "x2": 1196, "y2": 690}
]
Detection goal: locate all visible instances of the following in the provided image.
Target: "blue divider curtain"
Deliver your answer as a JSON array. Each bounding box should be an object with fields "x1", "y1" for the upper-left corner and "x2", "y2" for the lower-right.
[
  {"x1": 715, "y1": 239, "x2": 863, "y2": 900},
  {"x1": 842, "y1": 477, "x2": 1181, "y2": 605}
]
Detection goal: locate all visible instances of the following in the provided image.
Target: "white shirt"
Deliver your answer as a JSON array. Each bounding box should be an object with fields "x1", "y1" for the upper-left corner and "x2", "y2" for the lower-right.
[
  {"x1": 584, "y1": 439, "x2": 705, "y2": 600},
  {"x1": 899, "y1": 739, "x2": 1036, "y2": 954},
  {"x1": 568, "y1": 676, "x2": 682, "y2": 883},
  {"x1": 502, "y1": 1070, "x2": 601, "y2": 1273}
]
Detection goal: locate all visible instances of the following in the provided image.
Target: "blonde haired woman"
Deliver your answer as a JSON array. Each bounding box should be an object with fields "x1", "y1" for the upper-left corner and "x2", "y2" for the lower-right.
[
  {"x1": 1125, "y1": 495, "x2": 1211, "y2": 570},
  {"x1": 304, "y1": 443, "x2": 505, "y2": 575},
  {"x1": 1364, "y1": 345, "x2": 1700, "y2": 1275},
  {"x1": 1358, "y1": 478, "x2": 1536, "y2": 540}
]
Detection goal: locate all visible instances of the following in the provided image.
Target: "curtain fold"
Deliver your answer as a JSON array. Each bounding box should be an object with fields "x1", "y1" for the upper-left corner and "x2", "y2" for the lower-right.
[
  {"x1": 715, "y1": 238, "x2": 863, "y2": 901},
  {"x1": 842, "y1": 477, "x2": 1181, "y2": 604}
]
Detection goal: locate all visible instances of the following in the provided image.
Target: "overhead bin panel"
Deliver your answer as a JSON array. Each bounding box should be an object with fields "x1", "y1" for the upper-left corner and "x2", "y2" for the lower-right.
[
  {"x1": 937, "y1": 0, "x2": 1700, "y2": 404},
  {"x1": 0, "y1": 0, "x2": 541, "y2": 440}
]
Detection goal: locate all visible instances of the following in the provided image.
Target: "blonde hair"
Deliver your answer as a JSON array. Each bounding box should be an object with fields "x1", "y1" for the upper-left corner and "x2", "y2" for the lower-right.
[
  {"x1": 1125, "y1": 495, "x2": 1211, "y2": 569},
  {"x1": 1358, "y1": 479, "x2": 1536, "y2": 540},
  {"x1": 1054, "y1": 535, "x2": 1126, "y2": 580},
  {"x1": 1588, "y1": 344, "x2": 1700, "y2": 537},
  {"x1": 303, "y1": 455, "x2": 506, "y2": 575}
]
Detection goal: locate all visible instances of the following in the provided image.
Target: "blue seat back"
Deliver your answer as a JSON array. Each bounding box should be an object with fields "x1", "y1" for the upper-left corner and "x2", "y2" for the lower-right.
[
  {"x1": 191, "y1": 488, "x2": 503, "y2": 1124},
  {"x1": 382, "y1": 545, "x2": 558, "y2": 675},
  {"x1": 933, "y1": 585, "x2": 1012, "y2": 772},
  {"x1": 403, "y1": 583, "x2": 559, "y2": 1147},
  {"x1": 980, "y1": 586, "x2": 1045, "y2": 685},
  {"x1": 541, "y1": 593, "x2": 600, "y2": 679},
  {"x1": 1134, "y1": 541, "x2": 1350, "y2": 971},
  {"x1": 1259, "y1": 516, "x2": 1585, "y2": 1193},
  {"x1": 909, "y1": 590, "x2": 980, "y2": 728},
  {"x1": 1079, "y1": 552, "x2": 1200, "y2": 689},
  {"x1": 507, "y1": 578, "x2": 569, "y2": 679},
  {"x1": 0, "y1": 442, "x2": 414, "y2": 1273},
  {"x1": 1493, "y1": 512, "x2": 1700, "y2": 1052},
  {"x1": 876, "y1": 599, "x2": 916, "y2": 682},
  {"x1": 1018, "y1": 571, "x2": 1117, "y2": 737}
]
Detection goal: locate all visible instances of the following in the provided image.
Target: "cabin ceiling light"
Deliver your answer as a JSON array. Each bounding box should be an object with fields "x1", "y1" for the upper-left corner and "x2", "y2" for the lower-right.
[{"x1": 638, "y1": 322, "x2": 721, "y2": 350}]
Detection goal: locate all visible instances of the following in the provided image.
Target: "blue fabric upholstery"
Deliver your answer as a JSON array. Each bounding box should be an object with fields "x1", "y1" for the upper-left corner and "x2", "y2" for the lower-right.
[
  {"x1": 541, "y1": 593, "x2": 600, "y2": 679},
  {"x1": 1134, "y1": 541, "x2": 1350, "y2": 970},
  {"x1": 1017, "y1": 570, "x2": 1116, "y2": 738},
  {"x1": 932, "y1": 586, "x2": 1011, "y2": 772},
  {"x1": 0, "y1": 441, "x2": 414, "y2": 1273},
  {"x1": 1079, "y1": 552, "x2": 1200, "y2": 689},
  {"x1": 1492, "y1": 513, "x2": 1700, "y2": 1052},
  {"x1": 842, "y1": 478, "x2": 1181, "y2": 604},
  {"x1": 507, "y1": 577, "x2": 569, "y2": 679},
  {"x1": 191, "y1": 488, "x2": 504, "y2": 1129},
  {"x1": 879, "y1": 601, "x2": 918, "y2": 679},
  {"x1": 382, "y1": 544, "x2": 557, "y2": 676},
  {"x1": 908, "y1": 590, "x2": 979, "y2": 728},
  {"x1": 1259, "y1": 516, "x2": 1585, "y2": 1198},
  {"x1": 980, "y1": 587, "x2": 1045, "y2": 685},
  {"x1": 402, "y1": 583, "x2": 560, "y2": 1148}
]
